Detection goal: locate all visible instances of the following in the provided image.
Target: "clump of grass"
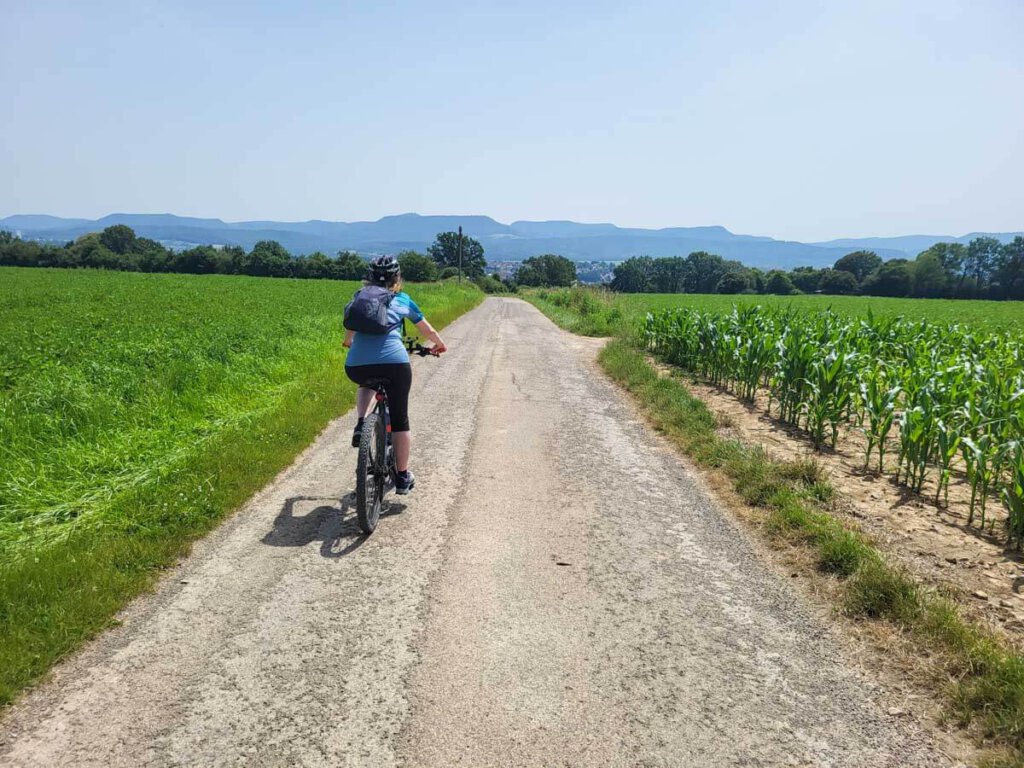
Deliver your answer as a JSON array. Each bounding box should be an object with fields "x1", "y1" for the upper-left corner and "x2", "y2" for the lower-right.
[
  {"x1": 805, "y1": 481, "x2": 836, "y2": 504},
  {"x1": 732, "y1": 450, "x2": 789, "y2": 507},
  {"x1": 596, "y1": 337, "x2": 1024, "y2": 761},
  {"x1": 818, "y1": 529, "x2": 872, "y2": 577},
  {"x1": 956, "y1": 647, "x2": 1024, "y2": 746},
  {"x1": 777, "y1": 457, "x2": 827, "y2": 487},
  {"x1": 714, "y1": 412, "x2": 736, "y2": 429},
  {"x1": 764, "y1": 491, "x2": 824, "y2": 541},
  {"x1": 844, "y1": 558, "x2": 920, "y2": 622}
]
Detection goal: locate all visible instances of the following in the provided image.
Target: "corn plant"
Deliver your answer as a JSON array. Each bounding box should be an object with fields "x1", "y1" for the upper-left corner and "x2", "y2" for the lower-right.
[
  {"x1": 860, "y1": 366, "x2": 900, "y2": 473},
  {"x1": 805, "y1": 349, "x2": 854, "y2": 449},
  {"x1": 1002, "y1": 442, "x2": 1024, "y2": 549},
  {"x1": 933, "y1": 418, "x2": 962, "y2": 507},
  {"x1": 897, "y1": 399, "x2": 938, "y2": 494},
  {"x1": 962, "y1": 434, "x2": 999, "y2": 528}
]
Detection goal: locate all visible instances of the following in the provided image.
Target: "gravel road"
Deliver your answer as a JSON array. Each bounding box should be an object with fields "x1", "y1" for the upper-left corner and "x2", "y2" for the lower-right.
[{"x1": 0, "y1": 298, "x2": 949, "y2": 767}]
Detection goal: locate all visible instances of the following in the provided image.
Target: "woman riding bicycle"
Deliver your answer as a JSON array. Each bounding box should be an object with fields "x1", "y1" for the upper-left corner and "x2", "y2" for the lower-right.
[{"x1": 342, "y1": 255, "x2": 447, "y2": 495}]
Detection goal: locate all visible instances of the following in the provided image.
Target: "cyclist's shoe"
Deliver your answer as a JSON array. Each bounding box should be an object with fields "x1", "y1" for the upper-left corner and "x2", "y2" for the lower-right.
[
  {"x1": 351, "y1": 420, "x2": 363, "y2": 448},
  {"x1": 396, "y1": 470, "x2": 415, "y2": 495}
]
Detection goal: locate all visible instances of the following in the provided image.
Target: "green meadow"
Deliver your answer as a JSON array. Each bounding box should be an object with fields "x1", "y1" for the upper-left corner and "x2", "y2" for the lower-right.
[{"x1": 0, "y1": 266, "x2": 482, "y2": 703}]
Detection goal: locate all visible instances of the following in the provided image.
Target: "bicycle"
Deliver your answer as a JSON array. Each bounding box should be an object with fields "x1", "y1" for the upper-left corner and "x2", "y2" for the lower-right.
[{"x1": 354, "y1": 338, "x2": 438, "y2": 534}]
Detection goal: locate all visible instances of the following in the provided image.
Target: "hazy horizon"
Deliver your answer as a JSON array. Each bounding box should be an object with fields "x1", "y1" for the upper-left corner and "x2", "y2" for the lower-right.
[
  {"x1": 3, "y1": 0, "x2": 1022, "y2": 242},
  {"x1": 3, "y1": 210, "x2": 1022, "y2": 245}
]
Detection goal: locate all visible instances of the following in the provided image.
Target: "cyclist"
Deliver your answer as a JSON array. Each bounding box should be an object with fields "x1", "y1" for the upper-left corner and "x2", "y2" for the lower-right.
[{"x1": 342, "y1": 255, "x2": 447, "y2": 495}]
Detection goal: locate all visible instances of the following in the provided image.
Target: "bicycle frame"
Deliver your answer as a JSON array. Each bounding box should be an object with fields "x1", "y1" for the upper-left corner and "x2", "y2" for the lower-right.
[{"x1": 373, "y1": 385, "x2": 396, "y2": 482}]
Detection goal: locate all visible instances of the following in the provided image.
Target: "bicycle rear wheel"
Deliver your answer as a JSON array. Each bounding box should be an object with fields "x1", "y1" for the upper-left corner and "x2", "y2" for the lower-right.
[{"x1": 355, "y1": 412, "x2": 386, "y2": 533}]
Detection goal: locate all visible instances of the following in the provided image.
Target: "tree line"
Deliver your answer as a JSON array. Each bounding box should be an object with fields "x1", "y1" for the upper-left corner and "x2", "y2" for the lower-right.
[
  {"x1": 0, "y1": 225, "x2": 491, "y2": 284},
  {"x1": 0, "y1": 225, "x2": 374, "y2": 280},
  {"x1": 0, "y1": 224, "x2": 583, "y2": 291},
  {"x1": 12, "y1": 222, "x2": 1017, "y2": 299},
  {"x1": 610, "y1": 237, "x2": 1024, "y2": 299}
]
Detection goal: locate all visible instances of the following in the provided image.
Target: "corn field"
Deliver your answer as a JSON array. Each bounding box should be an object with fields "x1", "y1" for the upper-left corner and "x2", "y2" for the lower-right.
[{"x1": 643, "y1": 306, "x2": 1024, "y2": 546}]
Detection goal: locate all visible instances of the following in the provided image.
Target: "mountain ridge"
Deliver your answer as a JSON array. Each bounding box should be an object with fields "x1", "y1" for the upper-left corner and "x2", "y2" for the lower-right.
[{"x1": 3, "y1": 212, "x2": 1020, "y2": 269}]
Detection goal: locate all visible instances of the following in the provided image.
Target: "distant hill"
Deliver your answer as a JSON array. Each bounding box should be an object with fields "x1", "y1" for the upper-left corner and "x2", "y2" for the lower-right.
[
  {"x1": 811, "y1": 232, "x2": 1024, "y2": 255},
  {"x1": 2, "y1": 214, "x2": 95, "y2": 230},
  {"x1": 2, "y1": 212, "x2": 1019, "y2": 270}
]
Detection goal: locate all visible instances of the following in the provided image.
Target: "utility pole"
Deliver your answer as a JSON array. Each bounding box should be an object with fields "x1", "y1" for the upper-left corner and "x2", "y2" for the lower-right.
[{"x1": 457, "y1": 225, "x2": 464, "y2": 283}]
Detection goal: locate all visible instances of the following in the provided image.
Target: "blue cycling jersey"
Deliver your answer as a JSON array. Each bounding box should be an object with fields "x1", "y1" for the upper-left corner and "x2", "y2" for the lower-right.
[{"x1": 346, "y1": 291, "x2": 425, "y2": 366}]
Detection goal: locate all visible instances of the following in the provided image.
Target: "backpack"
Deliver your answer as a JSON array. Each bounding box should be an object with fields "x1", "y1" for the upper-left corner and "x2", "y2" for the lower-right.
[{"x1": 344, "y1": 285, "x2": 398, "y2": 335}]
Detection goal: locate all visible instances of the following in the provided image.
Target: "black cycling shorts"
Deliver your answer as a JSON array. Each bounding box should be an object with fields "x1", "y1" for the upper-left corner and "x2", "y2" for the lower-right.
[{"x1": 345, "y1": 363, "x2": 414, "y2": 432}]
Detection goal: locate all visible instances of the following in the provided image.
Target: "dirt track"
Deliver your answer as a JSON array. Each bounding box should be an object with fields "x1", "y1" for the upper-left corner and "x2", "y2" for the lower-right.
[{"x1": 0, "y1": 298, "x2": 949, "y2": 766}]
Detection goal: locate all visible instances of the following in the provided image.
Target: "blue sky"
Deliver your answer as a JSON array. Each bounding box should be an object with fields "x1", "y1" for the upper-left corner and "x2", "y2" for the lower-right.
[{"x1": 2, "y1": 0, "x2": 1022, "y2": 241}]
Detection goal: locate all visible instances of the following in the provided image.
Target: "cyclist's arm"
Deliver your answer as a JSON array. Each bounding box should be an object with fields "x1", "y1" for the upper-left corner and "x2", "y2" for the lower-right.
[
  {"x1": 343, "y1": 329, "x2": 355, "y2": 348},
  {"x1": 415, "y1": 319, "x2": 447, "y2": 354}
]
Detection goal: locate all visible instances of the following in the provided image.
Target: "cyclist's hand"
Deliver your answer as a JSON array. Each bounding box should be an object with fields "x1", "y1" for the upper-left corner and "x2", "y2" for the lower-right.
[{"x1": 430, "y1": 341, "x2": 447, "y2": 356}]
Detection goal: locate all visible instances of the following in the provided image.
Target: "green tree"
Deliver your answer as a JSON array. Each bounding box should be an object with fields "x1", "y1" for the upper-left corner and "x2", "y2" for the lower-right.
[
  {"x1": 130, "y1": 237, "x2": 170, "y2": 272},
  {"x1": 514, "y1": 262, "x2": 540, "y2": 286},
  {"x1": 217, "y1": 245, "x2": 247, "y2": 274},
  {"x1": 788, "y1": 267, "x2": 822, "y2": 293},
  {"x1": 649, "y1": 256, "x2": 688, "y2": 293},
  {"x1": 0, "y1": 234, "x2": 45, "y2": 267},
  {"x1": 965, "y1": 236, "x2": 1001, "y2": 288},
  {"x1": 173, "y1": 245, "x2": 220, "y2": 274},
  {"x1": 765, "y1": 270, "x2": 797, "y2": 295},
  {"x1": 245, "y1": 240, "x2": 292, "y2": 277},
  {"x1": 682, "y1": 251, "x2": 728, "y2": 294},
  {"x1": 748, "y1": 268, "x2": 767, "y2": 294},
  {"x1": 819, "y1": 269, "x2": 859, "y2": 295},
  {"x1": 833, "y1": 250, "x2": 881, "y2": 283},
  {"x1": 918, "y1": 242, "x2": 966, "y2": 281},
  {"x1": 544, "y1": 254, "x2": 577, "y2": 286},
  {"x1": 333, "y1": 250, "x2": 366, "y2": 280},
  {"x1": 862, "y1": 260, "x2": 913, "y2": 297},
  {"x1": 299, "y1": 251, "x2": 332, "y2": 279},
  {"x1": 78, "y1": 236, "x2": 122, "y2": 269},
  {"x1": 428, "y1": 231, "x2": 486, "y2": 278},
  {"x1": 99, "y1": 224, "x2": 136, "y2": 255},
  {"x1": 397, "y1": 250, "x2": 440, "y2": 282},
  {"x1": 912, "y1": 251, "x2": 949, "y2": 298},
  {"x1": 994, "y1": 236, "x2": 1024, "y2": 300},
  {"x1": 516, "y1": 254, "x2": 577, "y2": 287},
  {"x1": 765, "y1": 270, "x2": 794, "y2": 294},
  {"x1": 610, "y1": 257, "x2": 654, "y2": 293},
  {"x1": 715, "y1": 270, "x2": 752, "y2": 294}
]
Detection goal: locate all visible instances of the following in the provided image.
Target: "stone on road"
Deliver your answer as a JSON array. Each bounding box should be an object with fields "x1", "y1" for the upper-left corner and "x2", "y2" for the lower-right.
[{"x1": 0, "y1": 298, "x2": 945, "y2": 767}]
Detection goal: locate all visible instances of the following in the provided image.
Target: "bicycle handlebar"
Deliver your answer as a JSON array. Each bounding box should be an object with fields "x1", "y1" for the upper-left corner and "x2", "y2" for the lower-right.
[{"x1": 404, "y1": 338, "x2": 440, "y2": 357}]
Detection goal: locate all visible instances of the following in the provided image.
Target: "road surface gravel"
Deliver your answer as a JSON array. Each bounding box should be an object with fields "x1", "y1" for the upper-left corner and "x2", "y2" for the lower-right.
[{"x1": 0, "y1": 298, "x2": 949, "y2": 767}]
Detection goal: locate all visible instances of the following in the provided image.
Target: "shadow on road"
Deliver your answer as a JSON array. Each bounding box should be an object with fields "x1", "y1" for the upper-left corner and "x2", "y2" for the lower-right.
[{"x1": 261, "y1": 494, "x2": 406, "y2": 558}]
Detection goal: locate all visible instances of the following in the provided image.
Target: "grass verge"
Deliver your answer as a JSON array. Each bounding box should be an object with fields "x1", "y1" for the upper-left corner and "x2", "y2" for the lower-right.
[
  {"x1": 524, "y1": 286, "x2": 624, "y2": 336},
  {"x1": 0, "y1": 276, "x2": 482, "y2": 707},
  {"x1": 598, "y1": 336, "x2": 1024, "y2": 765}
]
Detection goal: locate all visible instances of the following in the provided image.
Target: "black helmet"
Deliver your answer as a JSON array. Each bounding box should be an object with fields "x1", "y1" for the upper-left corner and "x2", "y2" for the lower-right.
[{"x1": 367, "y1": 255, "x2": 400, "y2": 285}]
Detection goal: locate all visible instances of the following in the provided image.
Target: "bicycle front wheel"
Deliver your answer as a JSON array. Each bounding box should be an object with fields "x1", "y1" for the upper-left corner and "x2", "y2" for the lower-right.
[{"x1": 355, "y1": 412, "x2": 386, "y2": 534}]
